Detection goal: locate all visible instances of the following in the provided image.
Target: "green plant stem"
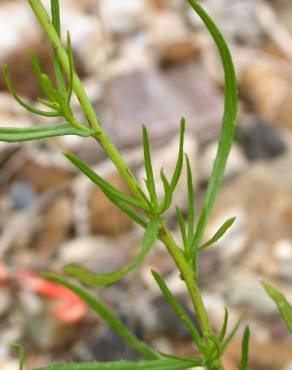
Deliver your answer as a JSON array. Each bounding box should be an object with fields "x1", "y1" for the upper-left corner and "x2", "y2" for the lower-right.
[{"x1": 159, "y1": 224, "x2": 211, "y2": 336}]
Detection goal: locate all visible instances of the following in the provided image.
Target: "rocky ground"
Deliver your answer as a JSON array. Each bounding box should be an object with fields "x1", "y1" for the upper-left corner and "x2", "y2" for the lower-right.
[{"x1": 0, "y1": 0, "x2": 292, "y2": 369}]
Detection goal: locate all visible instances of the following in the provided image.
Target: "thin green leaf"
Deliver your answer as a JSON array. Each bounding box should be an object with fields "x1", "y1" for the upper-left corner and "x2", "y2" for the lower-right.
[
  {"x1": 158, "y1": 169, "x2": 172, "y2": 213},
  {"x1": 152, "y1": 270, "x2": 206, "y2": 355},
  {"x1": 143, "y1": 125, "x2": 158, "y2": 207},
  {"x1": 64, "y1": 152, "x2": 149, "y2": 212},
  {"x1": 51, "y1": 0, "x2": 61, "y2": 37},
  {"x1": 263, "y1": 282, "x2": 292, "y2": 334},
  {"x1": 238, "y1": 327, "x2": 250, "y2": 370},
  {"x1": 33, "y1": 357, "x2": 202, "y2": 370},
  {"x1": 199, "y1": 217, "x2": 236, "y2": 251},
  {"x1": 43, "y1": 273, "x2": 159, "y2": 360},
  {"x1": 31, "y1": 53, "x2": 57, "y2": 101},
  {"x1": 51, "y1": 0, "x2": 66, "y2": 95},
  {"x1": 185, "y1": 154, "x2": 195, "y2": 251},
  {"x1": 191, "y1": 207, "x2": 207, "y2": 274},
  {"x1": 40, "y1": 73, "x2": 64, "y2": 104},
  {"x1": 37, "y1": 98, "x2": 59, "y2": 110},
  {"x1": 221, "y1": 313, "x2": 243, "y2": 353},
  {"x1": 187, "y1": 0, "x2": 238, "y2": 251},
  {"x1": 2, "y1": 64, "x2": 60, "y2": 118},
  {"x1": 66, "y1": 218, "x2": 162, "y2": 286},
  {"x1": 218, "y1": 308, "x2": 229, "y2": 342},
  {"x1": 10, "y1": 343, "x2": 25, "y2": 370},
  {"x1": 66, "y1": 31, "x2": 74, "y2": 104},
  {"x1": 0, "y1": 123, "x2": 91, "y2": 142},
  {"x1": 169, "y1": 118, "x2": 186, "y2": 193},
  {"x1": 176, "y1": 206, "x2": 187, "y2": 250}
]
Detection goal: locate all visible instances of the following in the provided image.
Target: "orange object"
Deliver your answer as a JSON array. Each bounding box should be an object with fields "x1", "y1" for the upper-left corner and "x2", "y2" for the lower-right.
[{"x1": 17, "y1": 270, "x2": 87, "y2": 324}]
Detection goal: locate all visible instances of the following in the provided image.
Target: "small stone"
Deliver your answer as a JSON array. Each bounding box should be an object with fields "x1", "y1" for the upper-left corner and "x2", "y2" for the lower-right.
[
  {"x1": 150, "y1": 0, "x2": 167, "y2": 9},
  {"x1": 12, "y1": 159, "x2": 73, "y2": 193},
  {"x1": 160, "y1": 40, "x2": 201, "y2": 67},
  {"x1": 95, "y1": 63, "x2": 223, "y2": 149},
  {"x1": 89, "y1": 174, "x2": 133, "y2": 236},
  {"x1": 273, "y1": 239, "x2": 292, "y2": 261},
  {"x1": 58, "y1": 236, "x2": 126, "y2": 274},
  {"x1": 34, "y1": 196, "x2": 73, "y2": 257},
  {"x1": 240, "y1": 63, "x2": 292, "y2": 130},
  {"x1": 237, "y1": 120, "x2": 286, "y2": 160},
  {"x1": 9, "y1": 181, "x2": 36, "y2": 210},
  {"x1": 224, "y1": 272, "x2": 278, "y2": 315},
  {"x1": 100, "y1": 0, "x2": 147, "y2": 35}
]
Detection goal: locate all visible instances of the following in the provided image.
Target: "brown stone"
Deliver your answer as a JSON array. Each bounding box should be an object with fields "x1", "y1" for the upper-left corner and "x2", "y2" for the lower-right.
[
  {"x1": 12, "y1": 159, "x2": 73, "y2": 193},
  {"x1": 150, "y1": 0, "x2": 167, "y2": 9},
  {"x1": 89, "y1": 174, "x2": 133, "y2": 236},
  {"x1": 160, "y1": 40, "x2": 201, "y2": 67},
  {"x1": 34, "y1": 196, "x2": 73, "y2": 257},
  {"x1": 240, "y1": 63, "x2": 292, "y2": 130}
]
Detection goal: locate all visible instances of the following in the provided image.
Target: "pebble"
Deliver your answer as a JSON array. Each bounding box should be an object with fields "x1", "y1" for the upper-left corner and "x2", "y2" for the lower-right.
[
  {"x1": 100, "y1": 0, "x2": 147, "y2": 35},
  {"x1": 9, "y1": 182, "x2": 36, "y2": 210},
  {"x1": 224, "y1": 272, "x2": 278, "y2": 315},
  {"x1": 237, "y1": 119, "x2": 287, "y2": 160},
  {"x1": 240, "y1": 62, "x2": 292, "y2": 130},
  {"x1": 58, "y1": 236, "x2": 117, "y2": 267},
  {"x1": 89, "y1": 174, "x2": 133, "y2": 236}
]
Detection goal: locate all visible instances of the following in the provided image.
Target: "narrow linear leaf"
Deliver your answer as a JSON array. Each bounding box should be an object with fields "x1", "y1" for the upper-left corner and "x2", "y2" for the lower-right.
[
  {"x1": 2, "y1": 65, "x2": 60, "y2": 118},
  {"x1": 169, "y1": 118, "x2": 186, "y2": 193},
  {"x1": 51, "y1": 0, "x2": 61, "y2": 37},
  {"x1": 152, "y1": 270, "x2": 206, "y2": 355},
  {"x1": 66, "y1": 218, "x2": 162, "y2": 287},
  {"x1": 238, "y1": 327, "x2": 250, "y2": 370},
  {"x1": 185, "y1": 154, "x2": 195, "y2": 251},
  {"x1": 64, "y1": 152, "x2": 149, "y2": 212},
  {"x1": 0, "y1": 123, "x2": 91, "y2": 142},
  {"x1": 263, "y1": 282, "x2": 292, "y2": 334},
  {"x1": 142, "y1": 125, "x2": 158, "y2": 207},
  {"x1": 40, "y1": 73, "x2": 65, "y2": 104},
  {"x1": 33, "y1": 357, "x2": 201, "y2": 370},
  {"x1": 199, "y1": 217, "x2": 236, "y2": 251},
  {"x1": 43, "y1": 273, "x2": 159, "y2": 360},
  {"x1": 191, "y1": 207, "x2": 207, "y2": 274},
  {"x1": 187, "y1": 0, "x2": 238, "y2": 250},
  {"x1": 66, "y1": 31, "x2": 74, "y2": 104},
  {"x1": 176, "y1": 206, "x2": 187, "y2": 250},
  {"x1": 51, "y1": 0, "x2": 66, "y2": 95},
  {"x1": 221, "y1": 313, "x2": 244, "y2": 353},
  {"x1": 218, "y1": 308, "x2": 229, "y2": 342},
  {"x1": 158, "y1": 169, "x2": 172, "y2": 213},
  {"x1": 31, "y1": 53, "x2": 58, "y2": 102},
  {"x1": 10, "y1": 343, "x2": 25, "y2": 370}
]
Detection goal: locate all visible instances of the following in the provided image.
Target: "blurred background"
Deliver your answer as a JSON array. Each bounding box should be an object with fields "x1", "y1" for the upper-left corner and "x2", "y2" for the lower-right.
[{"x1": 0, "y1": 0, "x2": 292, "y2": 369}]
